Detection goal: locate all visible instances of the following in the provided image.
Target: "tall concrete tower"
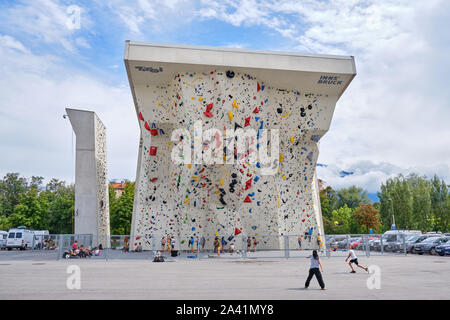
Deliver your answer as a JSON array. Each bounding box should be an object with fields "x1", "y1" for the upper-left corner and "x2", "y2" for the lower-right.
[
  {"x1": 66, "y1": 108, "x2": 110, "y2": 247},
  {"x1": 124, "y1": 41, "x2": 356, "y2": 250}
]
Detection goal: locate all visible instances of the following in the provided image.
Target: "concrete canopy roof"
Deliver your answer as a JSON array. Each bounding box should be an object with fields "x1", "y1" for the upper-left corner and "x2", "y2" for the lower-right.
[{"x1": 124, "y1": 41, "x2": 356, "y2": 101}]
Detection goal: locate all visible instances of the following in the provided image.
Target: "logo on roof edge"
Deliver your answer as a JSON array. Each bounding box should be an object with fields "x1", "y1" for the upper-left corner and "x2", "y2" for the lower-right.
[{"x1": 135, "y1": 66, "x2": 163, "y2": 73}]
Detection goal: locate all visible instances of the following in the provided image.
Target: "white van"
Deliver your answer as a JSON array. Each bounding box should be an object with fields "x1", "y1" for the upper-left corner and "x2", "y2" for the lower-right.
[
  {"x1": 0, "y1": 230, "x2": 8, "y2": 249},
  {"x1": 6, "y1": 227, "x2": 34, "y2": 250}
]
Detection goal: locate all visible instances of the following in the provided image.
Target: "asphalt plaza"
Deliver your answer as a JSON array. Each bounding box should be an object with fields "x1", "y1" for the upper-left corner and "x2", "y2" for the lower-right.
[{"x1": 0, "y1": 252, "x2": 449, "y2": 300}]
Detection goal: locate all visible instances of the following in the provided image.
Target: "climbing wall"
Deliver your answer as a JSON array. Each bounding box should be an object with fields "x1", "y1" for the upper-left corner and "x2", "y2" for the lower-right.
[
  {"x1": 130, "y1": 70, "x2": 335, "y2": 250},
  {"x1": 94, "y1": 114, "x2": 110, "y2": 247}
]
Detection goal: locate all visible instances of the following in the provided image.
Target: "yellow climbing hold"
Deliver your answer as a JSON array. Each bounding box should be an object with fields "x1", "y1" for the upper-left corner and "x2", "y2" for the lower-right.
[
  {"x1": 290, "y1": 136, "x2": 294, "y2": 143},
  {"x1": 279, "y1": 153, "x2": 284, "y2": 163},
  {"x1": 187, "y1": 164, "x2": 192, "y2": 169},
  {"x1": 220, "y1": 178, "x2": 224, "y2": 186},
  {"x1": 228, "y1": 111, "x2": 234, "y2": 122},
  {"x1": 232, "y1": 99, "x2": 239, "y2": 109},
  {"x1": 198, "y1": 97, "x2": 203, "y2": 101}
]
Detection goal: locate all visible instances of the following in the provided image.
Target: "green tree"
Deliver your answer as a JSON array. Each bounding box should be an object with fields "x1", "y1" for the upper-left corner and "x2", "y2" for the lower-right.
[
  {"x1": 320, "y1": 186, "x2": 339, "y2": 220},
  {"x1": 0, "y1": 215, "x2": 11, "y2": 230},
  {"x1": 110, "y1": 182, "x2": 135, "y2": 235},
  {"x1": 0, "y1": 173, "x2": 28, "y2": 216},
  {"x1": 337, "y1": 185, "x2": 370, "y2": 209},
  {"x1": 430, "y1": 175, "x2": 449, "y2": 232},
  {"x1": 330, "y1": 205, "x2": 355, "y2": 234},
  {"x1": 46, "y1": 183, "x2": 74, "y2": 234},
  {"x1": 408, "y1": 175, "x2": 432, "y2": 231}
]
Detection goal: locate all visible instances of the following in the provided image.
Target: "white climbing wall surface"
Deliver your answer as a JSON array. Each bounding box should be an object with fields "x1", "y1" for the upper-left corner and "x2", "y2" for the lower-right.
[{"x1": 124, "y1": 41, "x2": 356, "y2": 250}]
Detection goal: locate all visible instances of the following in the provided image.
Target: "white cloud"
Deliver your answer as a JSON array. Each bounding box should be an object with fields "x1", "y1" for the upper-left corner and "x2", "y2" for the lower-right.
[
  {"x1": 317, "y1": 161, "x2": 450, "y2": 193},
  {"x1": 0, "y1": 34, "x2": 138, "y2": 183},
  {"x1": 0, "y1": 0, "x2": 91, "y2": 52}
]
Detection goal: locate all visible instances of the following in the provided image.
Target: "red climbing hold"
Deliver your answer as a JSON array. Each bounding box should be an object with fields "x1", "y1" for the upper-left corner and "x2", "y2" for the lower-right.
[
  {"x1": 244, "y1": 117, "x2": 250, "y2": 127},
  {"x1": 234, "y1": 228, "x2": 242, "y2": 235},
  {"x1": 150, "y1": 129, "x2": 158, "y2": 136},
  {"x1": 257, "y1": 82, "x2": 261, "y2": 92},
  {"x1": 203, "y1": 111, "x2": 213, "y2": 118},
  {"x1": 144, "y1": 121, "x2": 151, "y2": 131},
  {"x1": 245, "y1": 178, "x2": 252, "y2": 190},
  {"x1": 244, "y1": 195, "x2": 252, "y2": 203},
  {"x1": 149, "y1": 146, "x2": 157, "y2": 156},
  {"x1": 138, "y1": 112, "x2": 144, "y2": 121},
  {"x1": 206, "y1": 103, "x2": 213, "y2": 112},
  {"x1": 151, "y1": 178, "x2": 158, "y2": 183},
  {"x1": 253, "y1": 107, "x2": 259, "y2": 113}
]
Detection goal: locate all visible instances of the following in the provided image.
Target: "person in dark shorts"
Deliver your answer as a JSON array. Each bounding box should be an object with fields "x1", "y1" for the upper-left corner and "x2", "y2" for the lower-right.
[
  {"x1": 345, "y1": 249, "x2": 368, "y2": 273},
  {"x1": 304, "y1": 250, "x2": 325, "y2": 290}
]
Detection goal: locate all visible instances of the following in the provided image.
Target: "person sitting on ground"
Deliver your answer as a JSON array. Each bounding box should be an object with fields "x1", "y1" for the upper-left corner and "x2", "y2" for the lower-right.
[
  {"x1": 69, "y1": 248, "x2": 78, "y2": 257},
  {"x1": 83, "y1": 247, "x2": 92, "y2": 257},
  {"x1": 93, "y1": 247, "x2": 100, "y2": 256},
  {"x1": 79, "y1": 245, "x2": 86, "y2": 258},
  {"x1": 135, "y1": 242, "x2": 143, "y2": 252}
]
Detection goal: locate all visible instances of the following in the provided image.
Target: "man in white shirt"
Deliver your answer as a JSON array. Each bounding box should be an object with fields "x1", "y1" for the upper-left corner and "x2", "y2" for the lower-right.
[{"x1": 345, "y1": 249, "x2": 368, "y2": 273}]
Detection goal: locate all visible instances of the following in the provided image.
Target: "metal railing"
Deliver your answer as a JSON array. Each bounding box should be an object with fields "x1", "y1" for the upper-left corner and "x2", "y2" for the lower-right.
[{"x1": 4, "y1": 233, "x2": 409, "y2": 260}]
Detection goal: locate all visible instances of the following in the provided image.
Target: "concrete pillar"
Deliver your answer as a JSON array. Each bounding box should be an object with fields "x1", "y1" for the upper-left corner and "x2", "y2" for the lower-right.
[{"x1": 66, "y1": 108, "x2": 110, "y2": 248}]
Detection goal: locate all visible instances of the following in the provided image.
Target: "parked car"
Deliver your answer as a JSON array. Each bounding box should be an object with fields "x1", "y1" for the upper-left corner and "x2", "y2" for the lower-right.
[
  {"x1": 0, "y1": 230, "x2": 8, "y2": 249},
  {"x1": 405, "y1": 234, "x2": 441, "y2": 253},
  {"x1": 414, "y1": 237, "x2": 449, "y2": 255},
  {"x1": 435, "y1": 242, "x2": 450, "y2": 256},
  {"x1": 373, "y1": 231, "x2": 421, "y2": 252},
  {"x1": 326, "y1": 235, "x2": 347, "y2": 250},
  {"x1": 338, "y1": 237, "x2": 360, "y2": 249},
  {"x1": 349, "y1": 237, "x2": 362, "y2": 249},
  {"x1": 6, "y1": 227, "x2": 34, "y2": 250},
  {"x1": 354, "y1": 236, "x2": 379, "y2": 250}
]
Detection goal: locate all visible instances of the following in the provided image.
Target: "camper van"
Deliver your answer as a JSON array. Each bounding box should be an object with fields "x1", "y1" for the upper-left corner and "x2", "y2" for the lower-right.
[
  {"x1": 0, "y1": 230, "x2": 8, "y2": 249},
  {"x1": 6, "y1": 227, "x2": 34, "y2": 250},
  {"x1": 32, "y1": 230, "x2": 50, "y2": 249}
]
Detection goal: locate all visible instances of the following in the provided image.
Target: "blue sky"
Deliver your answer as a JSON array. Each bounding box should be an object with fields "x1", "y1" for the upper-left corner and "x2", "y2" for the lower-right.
[{"x1": 0, "y1": 0, "x2": 449, "y2": 194}]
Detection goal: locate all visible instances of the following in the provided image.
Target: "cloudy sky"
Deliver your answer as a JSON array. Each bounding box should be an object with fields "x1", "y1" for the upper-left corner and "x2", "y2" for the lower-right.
[{"x1": 0, "y1": 0, "x2": 449, "y2": 195}]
